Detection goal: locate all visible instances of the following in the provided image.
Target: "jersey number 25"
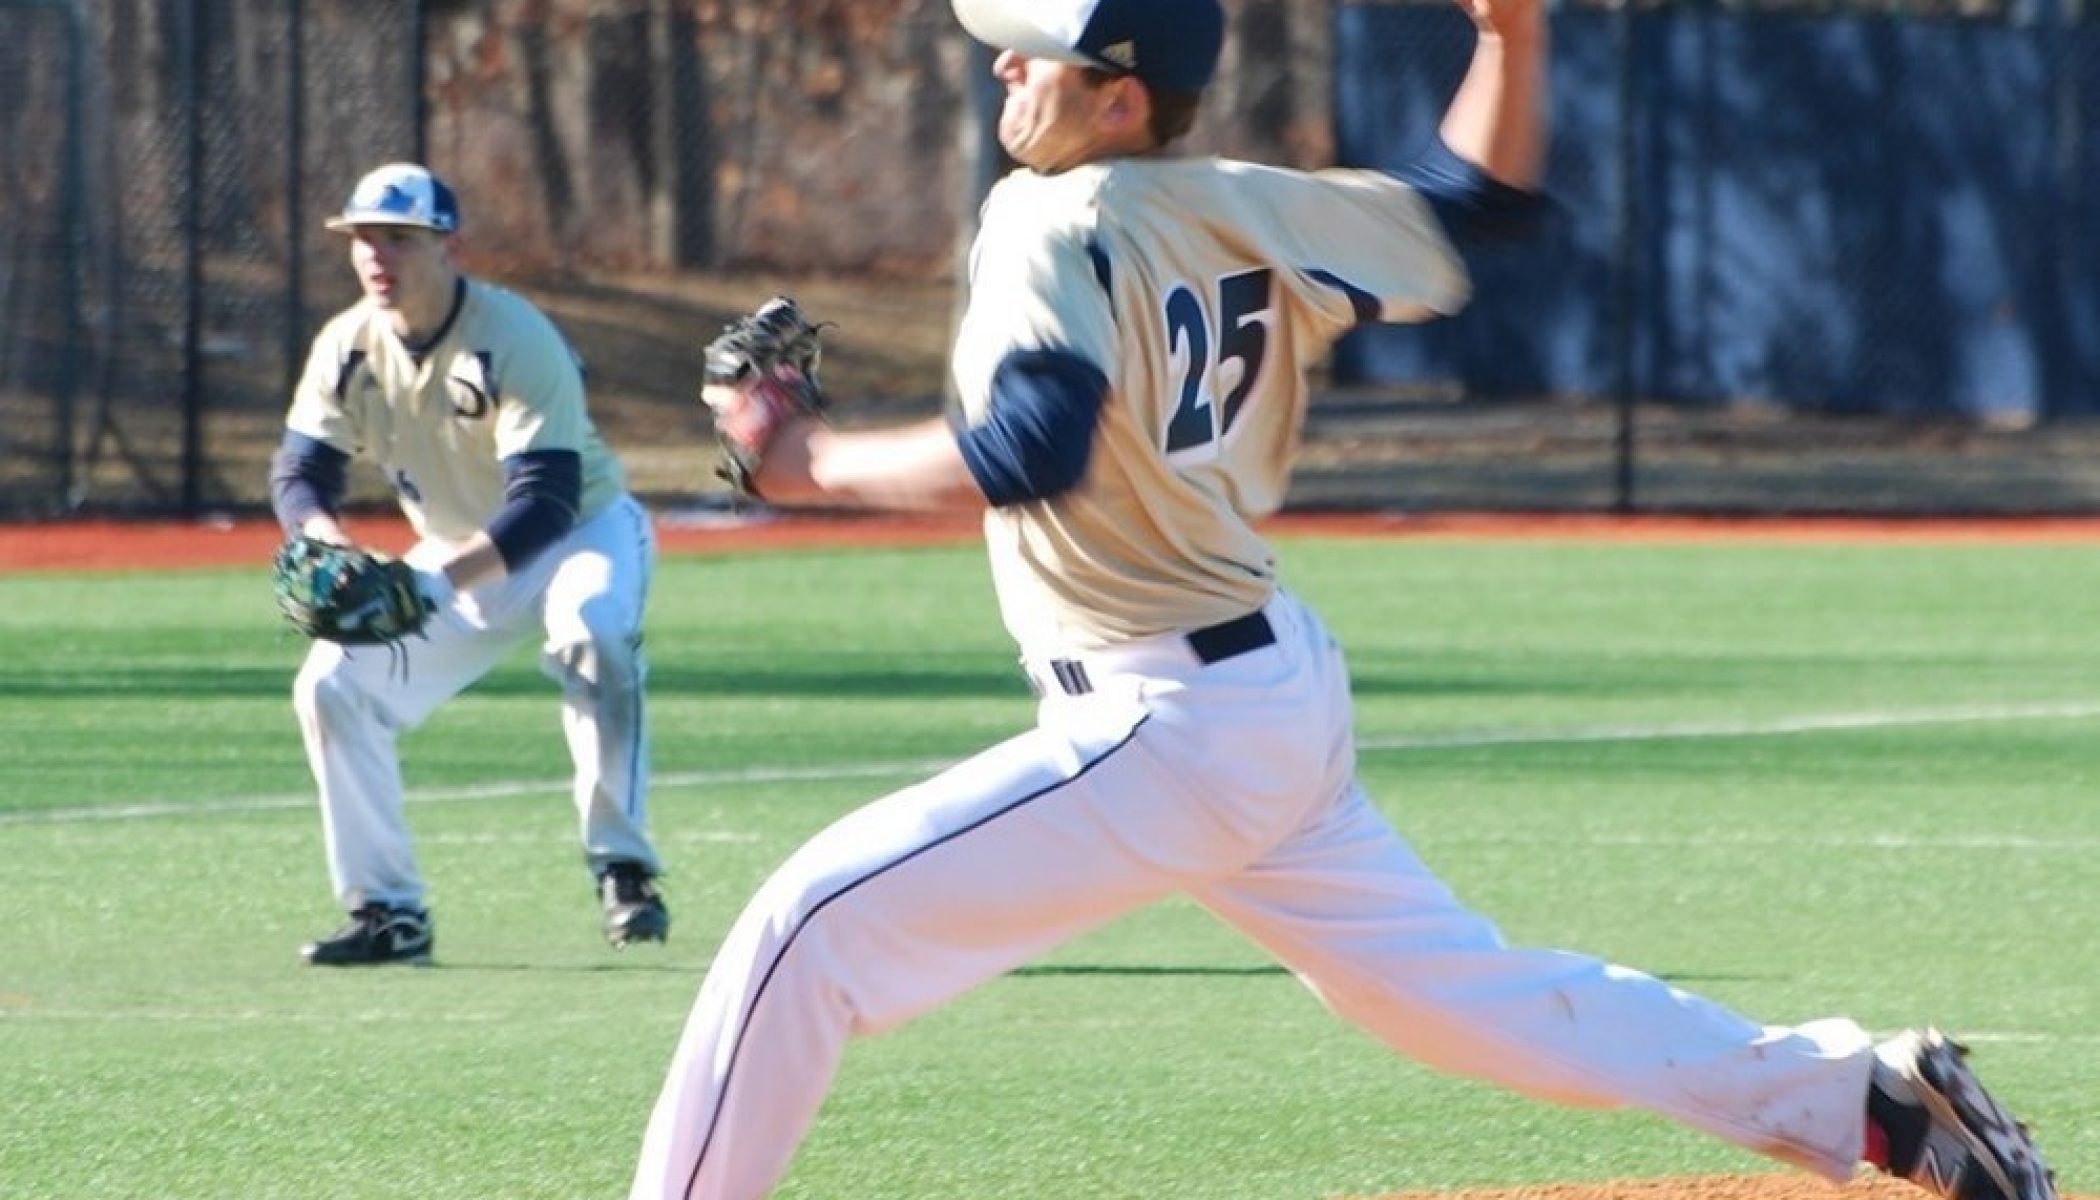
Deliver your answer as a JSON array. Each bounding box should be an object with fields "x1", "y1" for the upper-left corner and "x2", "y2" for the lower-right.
[{"x1": 1163, "y1": 267, "x2": 1275, "y2": 460}]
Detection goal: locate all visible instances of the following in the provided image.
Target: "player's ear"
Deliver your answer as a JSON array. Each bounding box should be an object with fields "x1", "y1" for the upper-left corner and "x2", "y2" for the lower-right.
[
  {"x1": 1107, "y1": 77, "x2": 1136, "y2": 118},
  {"x1": 1103, "y1": 76, "x2": 1152, "y2": 138}
]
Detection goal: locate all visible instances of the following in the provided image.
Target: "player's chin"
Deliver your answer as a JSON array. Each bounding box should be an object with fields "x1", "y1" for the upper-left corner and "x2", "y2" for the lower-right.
[
  {"x1": 1000, "y1": 128, "x2": 1079, "y2": 174},
  {"x1": 997, "y1": 115, "x2": 1037, "y2": 159},
  {"x1": 1002, "y1": 141, "x2": 1057, "y2": 173}
]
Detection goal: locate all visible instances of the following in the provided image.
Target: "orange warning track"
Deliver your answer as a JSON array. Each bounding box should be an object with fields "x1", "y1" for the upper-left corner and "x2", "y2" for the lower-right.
[{"x1": 7, "y1": 511, "x2": 2100, "y2": 574}]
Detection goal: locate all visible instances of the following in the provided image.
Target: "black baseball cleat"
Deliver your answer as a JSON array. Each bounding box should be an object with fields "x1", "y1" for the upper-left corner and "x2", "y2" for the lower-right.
[
  {"x1": 598, "y1": 862, "x2": 670, "y2": 948},
  {"x1": 300, "y1": 902, "x2": 433, "y2": 967},
  {"x1": 1866, "y1": 1029, "x2": 2057, "y2": 1200}
]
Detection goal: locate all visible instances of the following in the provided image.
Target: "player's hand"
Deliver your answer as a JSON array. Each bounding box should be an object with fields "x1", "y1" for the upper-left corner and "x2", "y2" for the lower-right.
[
  {"x1": 1455, "y1": 0, "x2": 1543, "y2": 40},
  {"x1": 702, "y1": 367, "x2": 814, "y2": 450},
  {"x1": 698, "y1": 381, "x2": 747, "y2": 421},
  {"x1": 412, "y1": 565, "x2": 456, "y2": 609},
  {"x1": 299, "y1": 515, "x2": 355, "y2": 547},
  {"x1": 703, "y1": 367, "x2": 823, "y2": 494},
  {"x1": 699, "y1": 297, "x2": 829, "y2": 496},
  {"x1": 272, "y1": 537, "x2": 436, "y2": 646}
]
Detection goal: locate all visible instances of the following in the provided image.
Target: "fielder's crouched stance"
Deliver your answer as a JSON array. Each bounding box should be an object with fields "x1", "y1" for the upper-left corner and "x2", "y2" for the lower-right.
[
  {"x1": 272, "y1": 163, "x2": 669, "y2": 966},
  {"x1": 631, "y1": 0, "x2": 2058, "y2": 1196}
]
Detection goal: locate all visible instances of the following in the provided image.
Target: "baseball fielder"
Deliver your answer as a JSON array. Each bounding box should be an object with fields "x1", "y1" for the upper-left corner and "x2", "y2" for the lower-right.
[
  {"x1": 630, "y1": 1, "x2": 2056, "y2": 1197},
  {"x1": 272, "y1": 163, "x2": 668, "y2": 965}
]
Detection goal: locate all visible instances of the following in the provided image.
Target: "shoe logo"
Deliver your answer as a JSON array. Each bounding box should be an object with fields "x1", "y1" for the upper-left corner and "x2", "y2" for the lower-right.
[
  {"x1": 382, "y1": 915, "x2": 431, "y2": 952},
  {"x1": 1914, "y1": 1147, "x2": 1965, "y2": 1199},
  {"x1": 1931, "y1": 1055, "x2": 2038, "y2": 1199}
]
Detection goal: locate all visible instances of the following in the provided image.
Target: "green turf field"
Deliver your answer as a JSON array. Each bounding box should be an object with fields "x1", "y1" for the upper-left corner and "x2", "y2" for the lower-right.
[{"x1": 2, "y1": 537, "x2": 2093, "y2": 1199}]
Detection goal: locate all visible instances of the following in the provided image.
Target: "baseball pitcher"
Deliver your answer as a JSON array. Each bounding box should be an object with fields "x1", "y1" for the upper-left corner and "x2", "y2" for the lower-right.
[{"x1": 629, "y1": 1, "x2": 2057, "y2": 1198}]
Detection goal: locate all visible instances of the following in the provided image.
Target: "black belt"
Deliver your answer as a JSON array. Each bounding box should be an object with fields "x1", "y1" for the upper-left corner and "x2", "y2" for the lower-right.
[{"x1": 1040, "y1": 610, "x2": 1276, "y2": 697}]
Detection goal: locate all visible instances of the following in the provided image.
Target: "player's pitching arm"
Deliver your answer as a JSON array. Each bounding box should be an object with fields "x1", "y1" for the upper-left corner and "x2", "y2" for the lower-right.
[
  {"x1": 1378, "y1": 0, "x2": 1552, "y2": 271},
  {"x1": 700, "y1": 403, "x2": 988, "y2": 513},
  {"x1": 1440, "y1": 0, "x2": 1549, "y2": 190},
  {"x1": 703, "y1": 344, "x2": 1110, "y2": 516}
]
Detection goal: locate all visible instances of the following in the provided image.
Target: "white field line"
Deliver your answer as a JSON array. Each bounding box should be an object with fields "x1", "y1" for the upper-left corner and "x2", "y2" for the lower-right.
[
  {"x1": 1447, "y1": 831, "x2": 2099, "y2": 849},
  {"x1": 8, "y1": 699, "x2": 2100, "y2": 830},
  {"x1": 0, "y1": 760, "x2": 953, "y2": 828},
  {"x1": 0, "y1": 999, "x2": 2089, "y2": 1047},
  {"x1": 1355, "y1": 699, "x2": 2100, "y2": 753},
  {"x1": 0, "y1": 1005, "x2": 648, "y2": 1025}
]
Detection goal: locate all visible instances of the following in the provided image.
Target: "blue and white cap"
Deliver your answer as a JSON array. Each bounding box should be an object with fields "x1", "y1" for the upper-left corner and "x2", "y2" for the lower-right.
[
  {"x1": 953, "y1": 0, "x2": 1224, "y2": 94},
  {"x1": 325, "y1": 162, "x2": 460, "y2": 234}
]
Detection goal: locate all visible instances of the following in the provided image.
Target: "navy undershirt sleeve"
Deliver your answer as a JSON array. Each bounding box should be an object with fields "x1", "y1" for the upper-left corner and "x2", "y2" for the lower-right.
[
  {"x1": 953, "y1": 348, "x2": 1110, "y2": 506},
  {"x1": 486, "y1": 449, "x2": 582, "y2": 570},
  {"x1": 268, "y1": 431, "x2": 350, "y2": 533},
  {"x1": 1389, "y1": 138, "x2": 1550, "y2": 245}
]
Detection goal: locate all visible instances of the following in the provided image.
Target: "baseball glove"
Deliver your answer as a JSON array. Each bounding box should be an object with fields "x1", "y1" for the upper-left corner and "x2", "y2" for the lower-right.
[
  {"x1": 271, "y1": 535, "x2": 435, "y2": 646},
  {"x1": 700, "y1": 295, "x2": 828, "y2": 494}
]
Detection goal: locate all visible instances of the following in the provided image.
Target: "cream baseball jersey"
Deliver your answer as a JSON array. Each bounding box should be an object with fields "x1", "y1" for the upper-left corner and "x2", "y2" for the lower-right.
[
  {"x1": 288, "y1": 279, "x2": 626, "y2": 542},
  {"x1": 953, "y1": 157, "x2": 1469, "y2": 649}
]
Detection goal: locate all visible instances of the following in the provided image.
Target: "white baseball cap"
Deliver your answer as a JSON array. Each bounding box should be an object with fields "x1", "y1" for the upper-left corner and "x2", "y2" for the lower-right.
[
  {"x1": 952, "y1": 0, "x2": 1225, "y2": 93},
  {"x1": 325, "y1": 162, "x2": 461, "y2": 234}
]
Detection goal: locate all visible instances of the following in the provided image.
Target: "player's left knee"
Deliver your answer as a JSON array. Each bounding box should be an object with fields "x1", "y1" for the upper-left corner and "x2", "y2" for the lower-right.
[
  {"x1": 293, "y1": 649, "x2": 373, "y2": 727},
  {"x1": 543, "y1": 629, "x2": 643, "y2": 697}
]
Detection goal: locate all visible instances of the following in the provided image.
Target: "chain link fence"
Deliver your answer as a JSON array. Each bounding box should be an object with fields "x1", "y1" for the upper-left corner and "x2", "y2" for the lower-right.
[
  {"x1": 2, "y1": 0, "x2": 2095, "y2": 518},
  {"x1": 1, "y1": 0, "x2": 82, "y2": 513},
  {"x1": 0, "y1": 0, "x2": 417, "y2": 518},
  {"x1": 1324, "y1": 0, "x2": 2100, "y2": 514}
]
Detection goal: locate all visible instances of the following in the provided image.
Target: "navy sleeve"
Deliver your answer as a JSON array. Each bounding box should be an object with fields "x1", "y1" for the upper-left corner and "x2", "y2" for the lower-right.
[
  {"x1": 953, "y1": 348, "x2": 1110, "y2": 507},
  {"x1": 1389, "y1": 138, "x2": 1550, "y2": 245},
  {"x1": 268, "y1": 431, "x2": 350, "y2": 533},
  {"x1": 486, "y1": 449, "x2": 582, "y2": 570}
]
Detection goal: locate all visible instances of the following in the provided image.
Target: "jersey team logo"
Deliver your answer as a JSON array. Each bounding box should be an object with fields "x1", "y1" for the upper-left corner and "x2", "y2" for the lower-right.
[{"x1": 445, "y1": 351, "x2": 495, "y2": 419}]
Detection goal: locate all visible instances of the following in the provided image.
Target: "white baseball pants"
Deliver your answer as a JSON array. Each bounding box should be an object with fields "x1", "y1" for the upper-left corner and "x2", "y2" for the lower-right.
[
  {"x1": 631, "y1": 589, "x2": 1874, "y2": 1200},
  {"x1": 294, "y1": 495, "x2": 658, "y2": 910}
]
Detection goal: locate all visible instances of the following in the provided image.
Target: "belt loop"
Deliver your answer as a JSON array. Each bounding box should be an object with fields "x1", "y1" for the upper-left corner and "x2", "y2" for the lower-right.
[
  {"x1": 1051, "y1": 659, "x2": 1093, "y2": 695},
  {"x1": 1185, "y1": 610, "x2": 1275, "y2": 665}
]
